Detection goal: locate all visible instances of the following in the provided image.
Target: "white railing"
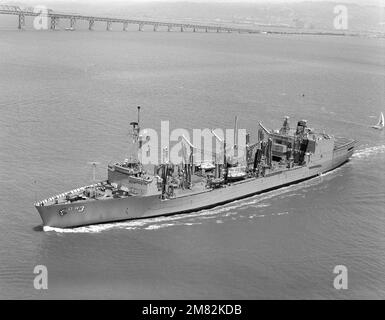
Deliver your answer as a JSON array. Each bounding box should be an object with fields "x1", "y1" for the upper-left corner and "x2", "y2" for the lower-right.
[{"x1": 34, "y1": 182, "x2": 104, "y2": 206}]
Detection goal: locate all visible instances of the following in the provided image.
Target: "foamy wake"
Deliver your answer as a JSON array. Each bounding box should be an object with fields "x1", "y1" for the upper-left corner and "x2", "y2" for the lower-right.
[
  {"x1": 352, "y1": 145, "x2": 385, "y2": 159},
  {"x1": 44, "y1": 163, "x2": 350, "y2": 234}
]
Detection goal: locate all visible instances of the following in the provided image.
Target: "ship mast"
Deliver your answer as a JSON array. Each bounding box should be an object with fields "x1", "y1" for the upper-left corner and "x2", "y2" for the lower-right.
[
  {"x1": 210, "y1": 129, "x2": 225, "y2": 178},
  {"x1": 182, "y1": 134, "x2": 196, "y2": 188},
  {"x1": 234, "y1": 116, "x2": 238, "y2": 151},
  {"x1": 128, "y1": 106, "x2": 142, "y2": 163},
  {"x1": 137, "y1": 105, "x2": 140, "y2": 127},
  {"x1": 87, "y1": 161, "x2": 100, "y2": 197}
]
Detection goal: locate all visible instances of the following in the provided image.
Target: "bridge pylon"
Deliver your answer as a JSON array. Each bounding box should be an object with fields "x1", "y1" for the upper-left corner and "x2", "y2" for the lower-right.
[
  {"x1": 50, "y1": 17, "x2": 59, "y2": 30},
  {"x1": 138, "y1": 23, "x2": 143, "y2": 31},
  {"x1": 89, "y1": 19, "x2": 94, "y2": 31},
  {"x1": 123, "y1": 22, "x2": 128, "y2": 31},
  {"x1": 70, "y1": 17, "x2": 76, "y2": 29},
  {"x1": 106, "y1": 21, "x2": 112, "y2": 31},
  {"x1": 18, "y1": 14, "x2": 25, "y2": 30}
]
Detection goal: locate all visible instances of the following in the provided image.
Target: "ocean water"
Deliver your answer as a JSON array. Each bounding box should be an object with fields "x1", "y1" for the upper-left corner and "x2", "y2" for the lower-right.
[{"x1": 0, "y1": 30, "x2": 384, "y2": 299}]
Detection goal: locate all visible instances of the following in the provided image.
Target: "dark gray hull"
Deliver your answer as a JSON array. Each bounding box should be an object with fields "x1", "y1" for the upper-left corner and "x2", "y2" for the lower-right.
[{"x1": 36, "y1": 141, "x2": 355, "y2": 228}]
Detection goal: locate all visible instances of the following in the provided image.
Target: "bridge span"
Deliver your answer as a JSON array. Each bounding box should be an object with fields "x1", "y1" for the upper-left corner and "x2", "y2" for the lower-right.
[{"x1": 0, "y1": 5, "x2": 259, "y2": 34}]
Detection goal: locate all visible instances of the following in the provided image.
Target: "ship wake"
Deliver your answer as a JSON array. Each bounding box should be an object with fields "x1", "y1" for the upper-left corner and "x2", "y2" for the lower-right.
[{"x1": 352, "y1": 144, "x2": 385, "y2": 159}]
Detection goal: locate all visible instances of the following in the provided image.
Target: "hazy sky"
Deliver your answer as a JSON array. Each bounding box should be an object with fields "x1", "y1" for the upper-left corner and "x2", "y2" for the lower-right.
[{"x1": 11, "y1": 0, "x2": 385, "y2": 4}]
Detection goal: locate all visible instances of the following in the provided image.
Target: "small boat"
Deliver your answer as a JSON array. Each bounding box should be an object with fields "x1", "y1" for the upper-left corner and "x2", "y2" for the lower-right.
[
  {"x1": 197, "y1": 161, "x2": 215, "y2": 171},
  {"x1": 371, "y1": 112, "x2": 384, "y2": 130},
  {"x1": 227, "y1": 165, "x2": 247, "y2": 181}
]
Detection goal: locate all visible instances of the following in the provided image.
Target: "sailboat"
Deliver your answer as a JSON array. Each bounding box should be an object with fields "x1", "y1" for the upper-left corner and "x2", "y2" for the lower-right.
[{"x1": 371, "y1": 112, "x2": 384, "y2": 130}]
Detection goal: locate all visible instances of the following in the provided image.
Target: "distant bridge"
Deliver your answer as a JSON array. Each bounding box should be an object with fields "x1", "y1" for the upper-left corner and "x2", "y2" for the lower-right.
[{"x1": 0, "y1": 5, "x2": 259, "y2": 33}]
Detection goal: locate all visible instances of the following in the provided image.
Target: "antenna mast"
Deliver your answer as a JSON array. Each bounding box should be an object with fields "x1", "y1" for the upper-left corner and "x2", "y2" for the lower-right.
[
  {"x1": 137, "y1": 106, "x2": 141, "y2": 128},
  {"x1": 234, "y1": 116, "x2": 238, "y2": 149},
  {"x1": 87, "y1": 161, "x2": 100, "y2": 197},
  {"x1": 128, "y1": 106, "x2": 142, "y2": 163}
]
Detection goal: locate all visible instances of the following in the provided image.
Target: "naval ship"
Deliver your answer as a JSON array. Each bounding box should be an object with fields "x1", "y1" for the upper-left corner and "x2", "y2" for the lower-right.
[{"x1": 35, "y1": 108, "x2": 356, "y2": 228}]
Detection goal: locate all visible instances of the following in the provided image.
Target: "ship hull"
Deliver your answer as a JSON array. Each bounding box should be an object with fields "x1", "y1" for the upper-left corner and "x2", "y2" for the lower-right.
[{"x1": 36, "y1": 140, "x2": 355, "y2": 228}]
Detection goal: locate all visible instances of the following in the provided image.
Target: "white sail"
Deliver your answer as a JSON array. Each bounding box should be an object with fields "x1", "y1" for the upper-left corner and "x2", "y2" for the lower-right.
[
  {"x1": 378, "y1": 112, "x2": 384, "y2": 127},
  {"x1": 372, "y1": 112, "x2": 384, "y2": 129}
]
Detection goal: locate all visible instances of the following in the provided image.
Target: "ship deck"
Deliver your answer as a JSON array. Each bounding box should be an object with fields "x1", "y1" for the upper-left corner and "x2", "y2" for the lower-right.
[{"x1": 334, "y1": 137, "x2": 356, "y2": 150}]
